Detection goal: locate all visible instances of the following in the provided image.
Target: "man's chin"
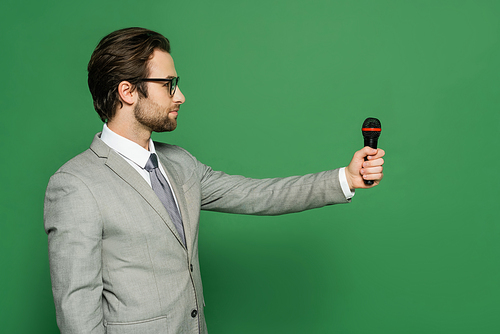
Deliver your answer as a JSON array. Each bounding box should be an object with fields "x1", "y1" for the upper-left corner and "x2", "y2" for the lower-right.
[{"x1": 153, "y1": 122, "x2": 177, "y2": 133}]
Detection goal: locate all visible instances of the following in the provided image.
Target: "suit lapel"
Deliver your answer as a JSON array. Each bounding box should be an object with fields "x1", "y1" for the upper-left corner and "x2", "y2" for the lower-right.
[
  {"x1": 156, "y1": 152, "x2": 193, "y2": 257},
  {"x1": 90, "y1": 134, "x2": 187, "y2": 250}
]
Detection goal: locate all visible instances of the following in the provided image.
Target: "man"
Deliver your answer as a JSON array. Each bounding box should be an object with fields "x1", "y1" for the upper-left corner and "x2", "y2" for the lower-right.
[{"x1": 44, "y1": 27, "x2": 384, "y2": 334}]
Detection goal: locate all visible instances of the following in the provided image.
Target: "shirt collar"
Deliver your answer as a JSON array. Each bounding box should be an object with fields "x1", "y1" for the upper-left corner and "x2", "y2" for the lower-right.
[{"x1": 101, "y1": 123, "x2": 156, "y2": 169}]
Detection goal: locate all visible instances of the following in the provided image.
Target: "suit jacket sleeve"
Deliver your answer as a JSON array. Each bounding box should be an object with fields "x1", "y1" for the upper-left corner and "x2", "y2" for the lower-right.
[
  {"x1": 44, "y1": 171, "x2": 105, "y2": 334},
  {"x1": 178, "y1": 149, "x2": 351, "y2": 214}
]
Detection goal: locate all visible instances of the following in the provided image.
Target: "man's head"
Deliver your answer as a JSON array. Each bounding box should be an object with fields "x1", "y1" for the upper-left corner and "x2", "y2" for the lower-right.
[
  {"x1": 131, "y1": 49, "x2": 184, "y2": 133},
  {"x1": 88, "y1": 27, "x2": 182, "y2": 125}
]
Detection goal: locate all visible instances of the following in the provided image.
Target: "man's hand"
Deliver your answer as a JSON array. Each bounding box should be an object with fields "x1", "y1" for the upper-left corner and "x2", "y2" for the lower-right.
[{"x1": 345, "y1": 147, "x2": 385, "y2": 190}]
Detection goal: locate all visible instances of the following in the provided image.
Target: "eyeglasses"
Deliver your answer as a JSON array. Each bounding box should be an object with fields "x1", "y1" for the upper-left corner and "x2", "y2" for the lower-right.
[{"x1": 139, "y1": 76, "x2": 180, "y2": 96}]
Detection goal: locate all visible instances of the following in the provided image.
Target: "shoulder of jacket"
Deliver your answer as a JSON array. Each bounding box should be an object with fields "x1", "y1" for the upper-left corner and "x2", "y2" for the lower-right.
[
  {"x1": 154, "y1": 142, "x2": 197, "y2": 162},
  {"x1": 53, "y1": 148, "x2": 104, "y2": 177}
]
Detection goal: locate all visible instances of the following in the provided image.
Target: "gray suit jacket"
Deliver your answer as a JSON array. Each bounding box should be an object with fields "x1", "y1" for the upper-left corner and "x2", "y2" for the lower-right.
[{"x1": 44, "y1": 133, "x2": 350, "y2": 334}]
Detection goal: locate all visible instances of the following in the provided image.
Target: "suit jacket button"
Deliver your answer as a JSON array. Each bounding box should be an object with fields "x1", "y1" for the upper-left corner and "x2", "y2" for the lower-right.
[
  {"x1": 190, "y1": 264, "x2": 193, "y2": 272},
  {"x1": 191, "y1": 309, "x2": 198, "y2": 318}
]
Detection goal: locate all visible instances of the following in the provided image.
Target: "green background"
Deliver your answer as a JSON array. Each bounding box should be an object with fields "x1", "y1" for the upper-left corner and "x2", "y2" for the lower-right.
[{"x1": 1, "y1": 0, "x2": 499, "y2": 333}]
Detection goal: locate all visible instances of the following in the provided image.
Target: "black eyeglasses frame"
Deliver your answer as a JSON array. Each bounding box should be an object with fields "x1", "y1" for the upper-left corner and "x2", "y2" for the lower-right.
[{"x1": 138, "y1": 77, "x2": 180, "y2": 96}]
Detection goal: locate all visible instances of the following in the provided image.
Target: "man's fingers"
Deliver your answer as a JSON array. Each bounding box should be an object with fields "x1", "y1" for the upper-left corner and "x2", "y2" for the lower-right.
[
  {"x1": 363, "y1": 157, "x2": 384, "y2": 168},
  {"x1": 362, "y1": 172, "x2": 384, "y2": 181},
  {"x1": 361, "y1": 166, "x2": 383, "y2": 175}
]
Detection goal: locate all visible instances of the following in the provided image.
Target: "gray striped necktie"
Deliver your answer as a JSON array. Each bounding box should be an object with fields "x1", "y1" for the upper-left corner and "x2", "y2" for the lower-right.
[{"x1": 145, "y1": 153, "x2": 186, "y2": 247}]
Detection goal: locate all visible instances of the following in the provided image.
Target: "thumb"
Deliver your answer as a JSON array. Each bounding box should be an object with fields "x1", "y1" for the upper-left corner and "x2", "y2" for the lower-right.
[{"x1": 354, "y1": 146, "x2": 377, "y2": 160}]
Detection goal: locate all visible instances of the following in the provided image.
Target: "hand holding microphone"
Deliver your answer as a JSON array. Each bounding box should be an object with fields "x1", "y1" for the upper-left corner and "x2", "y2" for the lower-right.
[
  {"x1": 344, "y1": 117, "x2": 385, "y2": 190},
  {"x1": 362, "y1": 118, "x2": 382, "y2": 186}
]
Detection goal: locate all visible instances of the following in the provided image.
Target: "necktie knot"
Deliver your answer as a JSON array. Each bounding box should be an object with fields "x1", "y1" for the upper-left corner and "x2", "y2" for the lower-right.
[{"x1": 145, "y1": 153, "x2": 159, "y2": 172}]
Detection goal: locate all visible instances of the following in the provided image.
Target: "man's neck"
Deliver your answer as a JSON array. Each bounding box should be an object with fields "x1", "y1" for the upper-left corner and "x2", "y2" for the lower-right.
[{"x1": 107, "y1": 120, "x2": 151, "y2": 151}]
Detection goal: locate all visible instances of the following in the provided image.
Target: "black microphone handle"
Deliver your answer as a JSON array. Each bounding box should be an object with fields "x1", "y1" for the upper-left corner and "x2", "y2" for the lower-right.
[{"x1": 363, "y1": 137, "x2": 378, "y2": 185}]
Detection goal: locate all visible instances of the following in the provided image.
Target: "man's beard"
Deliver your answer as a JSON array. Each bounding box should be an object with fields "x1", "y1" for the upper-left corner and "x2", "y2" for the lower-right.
[{"x1": 134, "y1": 97, "x2": 177, "y2": 133}]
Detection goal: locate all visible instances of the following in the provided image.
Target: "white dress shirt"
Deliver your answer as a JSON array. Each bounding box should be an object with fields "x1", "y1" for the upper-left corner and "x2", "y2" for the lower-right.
[
  {"x1": 100, "y1": 123, "x2": 181, "y2": 210},
  {"x1": 339, "y1": 167, "x2": 355, "y2": 200}
]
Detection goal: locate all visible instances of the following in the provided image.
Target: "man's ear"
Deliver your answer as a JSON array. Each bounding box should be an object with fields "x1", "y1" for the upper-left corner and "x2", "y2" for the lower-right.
[{"x1": 117, "y1": 81, "x2": 137, "y2": 106}]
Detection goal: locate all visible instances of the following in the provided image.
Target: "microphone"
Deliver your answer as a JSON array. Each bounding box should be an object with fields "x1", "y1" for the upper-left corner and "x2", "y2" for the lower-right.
[{"x1": 362, "y1": 117, "x2": 381, "y2": 185}]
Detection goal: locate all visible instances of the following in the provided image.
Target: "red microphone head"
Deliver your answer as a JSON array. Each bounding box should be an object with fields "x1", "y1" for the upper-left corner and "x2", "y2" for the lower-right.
[{"x1": 362, "y1": 117, "x2": 381, "y2": 139}]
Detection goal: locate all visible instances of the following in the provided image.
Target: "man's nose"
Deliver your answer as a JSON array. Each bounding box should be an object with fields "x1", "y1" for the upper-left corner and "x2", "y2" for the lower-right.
[{"x1": 174, "y1": 87, "x2": 185, "y2": 104}]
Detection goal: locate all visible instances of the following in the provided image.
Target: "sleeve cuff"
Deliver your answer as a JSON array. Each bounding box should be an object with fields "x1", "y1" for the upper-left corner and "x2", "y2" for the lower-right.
[{"x1": 339, "y1": 167, "x2": 355, "y2": 200}]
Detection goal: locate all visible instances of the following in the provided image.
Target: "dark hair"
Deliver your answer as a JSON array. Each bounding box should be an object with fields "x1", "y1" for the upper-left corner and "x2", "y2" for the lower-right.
[{"x1": 87, "y1": 27, "x2": 171, "y2": 122}]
